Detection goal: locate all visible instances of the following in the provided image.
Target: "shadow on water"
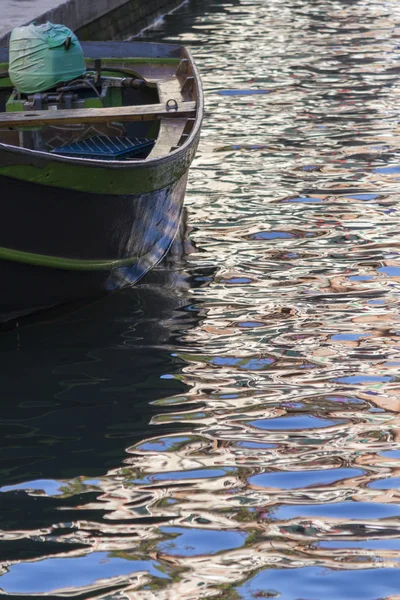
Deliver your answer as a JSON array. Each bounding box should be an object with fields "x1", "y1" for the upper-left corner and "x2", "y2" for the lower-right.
[
  {"x1": 0, "y1": 282, "x2": 198, "y2": 487},
  {"x1": 0, "y1": 258, "x2": 220, "y2": 595}
]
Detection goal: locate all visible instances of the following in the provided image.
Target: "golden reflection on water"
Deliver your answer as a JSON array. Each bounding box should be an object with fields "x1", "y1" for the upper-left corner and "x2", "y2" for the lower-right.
[{"x1": 2, "y1": 0, "x2": 400, "y2": 597}]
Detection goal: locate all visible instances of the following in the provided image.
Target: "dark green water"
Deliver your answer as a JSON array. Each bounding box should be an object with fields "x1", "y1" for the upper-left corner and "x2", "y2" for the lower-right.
[{"x1": 1, "y1": 0, "x2": 400, "y2": 597}]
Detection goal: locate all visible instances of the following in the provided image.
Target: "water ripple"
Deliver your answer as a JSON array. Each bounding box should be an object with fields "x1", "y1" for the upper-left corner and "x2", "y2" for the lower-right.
[{"x1": 1, "y1": 0, "x2": 400, "y2": 597}]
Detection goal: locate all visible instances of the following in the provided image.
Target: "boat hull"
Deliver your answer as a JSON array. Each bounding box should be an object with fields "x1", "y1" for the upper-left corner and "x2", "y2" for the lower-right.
[
  {"x1": 0, "y1": 41, "x2": 203, "y2": 322},
  {"x1": 0, "y1": 171, "x2": 188, "y2": 322}
]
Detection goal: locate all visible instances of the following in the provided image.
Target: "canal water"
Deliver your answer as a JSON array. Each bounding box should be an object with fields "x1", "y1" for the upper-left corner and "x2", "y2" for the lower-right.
[{"x1": 1, "y1": 0, "x2": 400, "y2": 597}]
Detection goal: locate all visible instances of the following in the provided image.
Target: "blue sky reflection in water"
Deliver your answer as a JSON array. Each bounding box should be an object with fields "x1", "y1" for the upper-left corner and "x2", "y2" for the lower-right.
[
  {"x1": 0, "y1": 554, "x2": 169, "y2": 594},
  {"x1": 237, "y1": 568, "x2": 400, "y2": 600},
  {"x1": 1, "y1": 0, "x2": 400, "y2": 597}
]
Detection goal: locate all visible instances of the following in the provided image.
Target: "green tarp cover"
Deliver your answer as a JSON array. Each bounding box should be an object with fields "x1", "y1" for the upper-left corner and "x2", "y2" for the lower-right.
[{"x1": 9, "y1": 23, "x2": 85, "y2": 94}]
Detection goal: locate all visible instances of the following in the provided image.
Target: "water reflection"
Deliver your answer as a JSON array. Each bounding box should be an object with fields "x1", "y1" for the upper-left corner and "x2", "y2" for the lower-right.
[
  {"x1": 0, "y1": 261, "x2": 209, "y2": 595},
  {"x1": 2, "y1": 0, "x2": 400, "y2": 597},
  {"x1": 0, "y1": 283, "x2": 197, "y2": 485}
]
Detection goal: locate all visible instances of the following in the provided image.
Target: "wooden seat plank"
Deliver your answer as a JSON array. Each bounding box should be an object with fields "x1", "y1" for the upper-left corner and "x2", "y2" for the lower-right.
[{"x1": 0, "y1": 101, "x2": 196, "y2": 128}]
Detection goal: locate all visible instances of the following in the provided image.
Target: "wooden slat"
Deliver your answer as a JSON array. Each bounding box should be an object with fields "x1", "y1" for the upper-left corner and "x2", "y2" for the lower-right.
[
  {"x1": 157, "y1": 77, "x2": 183, "y2": 104},
  {"x1": 148, "y1": 118, "x2": 187, "y2": 158},
  {"x1": 0, "y1": 101, "x2": 196, "y2": 128}
]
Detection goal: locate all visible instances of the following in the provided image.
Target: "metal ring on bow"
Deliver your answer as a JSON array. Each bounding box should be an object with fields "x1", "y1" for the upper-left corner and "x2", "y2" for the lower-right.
[{"x1": 166, "y1": 98, "x2": 178, "y2": 111}]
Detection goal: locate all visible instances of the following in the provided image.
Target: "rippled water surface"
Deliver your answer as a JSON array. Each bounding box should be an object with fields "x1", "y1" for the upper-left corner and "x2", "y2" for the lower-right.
[{"x1": 2, "y1": 0, "x2": 400, "y2": 597}]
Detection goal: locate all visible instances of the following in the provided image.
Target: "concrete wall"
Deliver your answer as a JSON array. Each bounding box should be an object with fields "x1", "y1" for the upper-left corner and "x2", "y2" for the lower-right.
[{"x1": 0, "y1": 0, "x2": 186, "y2": 46}]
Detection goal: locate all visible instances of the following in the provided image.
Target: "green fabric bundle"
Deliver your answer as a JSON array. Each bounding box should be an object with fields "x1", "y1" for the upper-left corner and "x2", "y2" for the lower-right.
[{"x1": 9, "y1": 22, "x2": 85, "y2": 94}]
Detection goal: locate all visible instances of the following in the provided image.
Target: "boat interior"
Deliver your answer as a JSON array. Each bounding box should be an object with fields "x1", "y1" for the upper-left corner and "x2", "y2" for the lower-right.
[{"x1": 0, "y1": 41, "x2": 199, "y2": 161}]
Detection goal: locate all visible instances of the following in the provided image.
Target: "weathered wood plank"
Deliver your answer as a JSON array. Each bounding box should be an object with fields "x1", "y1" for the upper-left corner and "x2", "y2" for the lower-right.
[
  {"x1": 148, "y1": 118, "x2": 187, "y2": 158},
  {"x1": 0, "y1": 101, "x2": 196, "y2": 128},
  {"x1": 157, "y1": 77, "x2": 183, "y2": 104}
]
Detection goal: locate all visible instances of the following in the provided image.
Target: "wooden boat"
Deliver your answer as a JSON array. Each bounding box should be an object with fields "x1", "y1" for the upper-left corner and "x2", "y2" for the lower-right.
[{"x1": 0, "y1": 40, "x2": 203, "y2": 322}]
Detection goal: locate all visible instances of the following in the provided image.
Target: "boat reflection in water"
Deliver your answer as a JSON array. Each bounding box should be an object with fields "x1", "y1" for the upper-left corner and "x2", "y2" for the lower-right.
[
  {"x1": 0, "y1": 234, "x2": 216, "y2": 596},
  {"x1": 1, "y1": 236, "x2": 400, "y2": 598}
]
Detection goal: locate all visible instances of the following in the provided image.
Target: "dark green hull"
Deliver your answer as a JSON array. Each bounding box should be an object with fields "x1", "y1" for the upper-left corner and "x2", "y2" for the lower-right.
[{"x1": 0, "y1": 171, "x2": 190, "y2": 322}]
